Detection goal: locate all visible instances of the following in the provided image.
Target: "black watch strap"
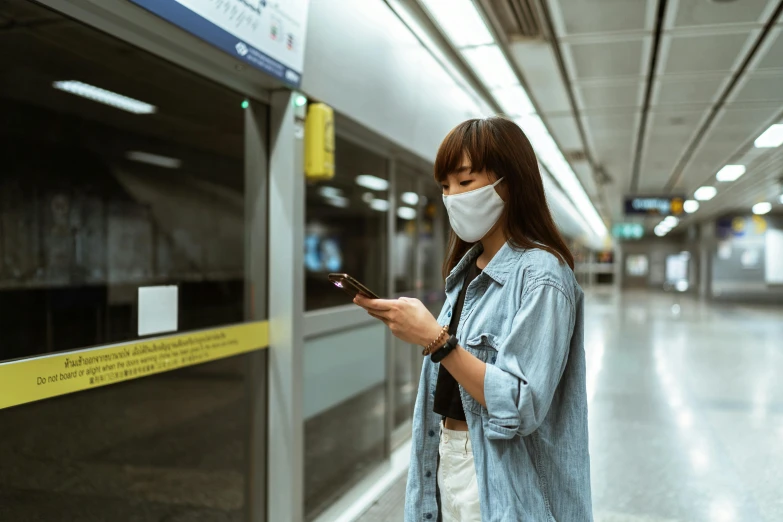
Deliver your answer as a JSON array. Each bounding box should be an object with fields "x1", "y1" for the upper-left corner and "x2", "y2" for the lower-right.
[{"x1": 430, "y1": 335, "x2": 458, "y2": 363}]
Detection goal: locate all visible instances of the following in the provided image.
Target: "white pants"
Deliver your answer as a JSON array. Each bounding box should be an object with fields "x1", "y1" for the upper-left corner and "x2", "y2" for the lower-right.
[{"x1": 438, "y1": 425, "x2": 482, "y2": 521}]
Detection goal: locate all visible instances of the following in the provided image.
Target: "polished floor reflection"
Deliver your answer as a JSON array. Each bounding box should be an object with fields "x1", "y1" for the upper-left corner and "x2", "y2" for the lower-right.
[{"x1": 367, "y1": 289, "x2": 783, "y2": 522}]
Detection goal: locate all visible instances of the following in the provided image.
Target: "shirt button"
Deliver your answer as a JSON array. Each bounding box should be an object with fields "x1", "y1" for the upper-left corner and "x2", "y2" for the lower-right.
[
  {"x1": 447, "y1": 311, "x2": 451, "y2": 317},
  {"x1": 428, "y1": 430, "x2": 435, "y2": 437},
  {"x1": 425, "y1": 471, "x2": 432, "y2": 478},
  {"x1": 425, "y1": 514, "x2": 433, "y2": 520}
]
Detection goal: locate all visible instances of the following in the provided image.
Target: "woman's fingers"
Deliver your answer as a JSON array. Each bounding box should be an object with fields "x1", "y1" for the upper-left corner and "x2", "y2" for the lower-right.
[
  {"x1": 368, "y1": 311, "x2": 390, "y2": 325},
  {"x1": 354, "y1": 295, "x2": 396, "y2": 311}
]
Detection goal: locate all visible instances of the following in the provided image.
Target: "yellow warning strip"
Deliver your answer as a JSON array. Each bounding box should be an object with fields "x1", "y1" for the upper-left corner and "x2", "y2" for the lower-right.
[{"x1": 0, "y1": 321, "x2": 269, "y2": 411}]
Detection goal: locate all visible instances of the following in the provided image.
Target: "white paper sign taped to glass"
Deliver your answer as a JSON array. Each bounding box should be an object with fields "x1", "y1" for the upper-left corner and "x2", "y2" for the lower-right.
[{"x1": 131, "y1": 0, "x2": 310, "y2": 87}]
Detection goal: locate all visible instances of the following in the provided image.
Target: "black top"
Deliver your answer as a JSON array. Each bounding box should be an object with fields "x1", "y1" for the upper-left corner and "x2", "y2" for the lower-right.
[{"x1": 433, "y1": 259, "x2": 481, "y2": 421}]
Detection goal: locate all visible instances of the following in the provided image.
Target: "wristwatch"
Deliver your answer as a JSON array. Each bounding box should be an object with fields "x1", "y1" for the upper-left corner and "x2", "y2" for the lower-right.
[{"x1": 430, "y1": 335, "x2": 458, "y2": 363}]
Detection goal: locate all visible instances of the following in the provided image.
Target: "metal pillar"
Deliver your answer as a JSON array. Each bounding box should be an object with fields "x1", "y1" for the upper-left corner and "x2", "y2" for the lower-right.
[
  {"x1": 267, "y1": 90, "x2": 305, "y2": 522},
  {"x1": 245, "y1": 101, "x2": 269, "y2": 522}
]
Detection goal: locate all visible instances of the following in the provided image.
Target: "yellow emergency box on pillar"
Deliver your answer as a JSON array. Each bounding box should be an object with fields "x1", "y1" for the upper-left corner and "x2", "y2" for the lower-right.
[{"x1": 305, "y1": 102, "x2": 335, "y2": 181}]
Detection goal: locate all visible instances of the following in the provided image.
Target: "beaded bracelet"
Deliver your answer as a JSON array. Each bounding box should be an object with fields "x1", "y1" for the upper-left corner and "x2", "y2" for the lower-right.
[{"x1": 422, "y1": 325, "x2": 449, "y2": 356}]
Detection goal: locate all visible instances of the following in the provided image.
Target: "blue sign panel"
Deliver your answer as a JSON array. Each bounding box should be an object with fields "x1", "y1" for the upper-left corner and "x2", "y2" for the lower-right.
[
  {"x1": 624, "y1": 196, "x2": 685, "y2": 216},
  {"x1": 130, "y1": 0, "x2": 308, "y2": 87}
]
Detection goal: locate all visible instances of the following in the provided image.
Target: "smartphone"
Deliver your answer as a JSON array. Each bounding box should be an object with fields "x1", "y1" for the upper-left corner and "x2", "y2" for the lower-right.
[{"x1": 328, "y1": 273, "x2": 380, "y2": 300}]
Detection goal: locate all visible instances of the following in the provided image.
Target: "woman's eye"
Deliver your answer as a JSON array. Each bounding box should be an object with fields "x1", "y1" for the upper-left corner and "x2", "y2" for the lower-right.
[
  {"x1": 459, "y1": 180, "x2": 472, "y2": 187},
  {"x1": 441, "y1": 184, "x2": 449, "y2": 191}
]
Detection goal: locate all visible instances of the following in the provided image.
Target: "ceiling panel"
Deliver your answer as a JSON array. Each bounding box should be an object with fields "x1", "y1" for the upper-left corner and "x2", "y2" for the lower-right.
[
  {"x1": 545, "y1": 115, "x2": 584, "y2": 151},
  {"x1": 576, "y1": 82, "x2": 644, "y2": 110},
  {"x1": 568, "y1": 39, "x2": 646, "y2": 79},
  {"x1": 583, "y1": 111, "x2": 639, "y2": 138},
  {"x1": 753, "y1": 30, "x2": 783, "y2": 70},
  {"x1": 662, "y1": 33, "x2": 752, "y2": 74},
  {"x1": 638, "y1": 108, "x2": 707, "y2": 191},
  {"x1": 731, "y1": 72, "x2": 783, "y2": 104},
  {"x1": 572, "y1": 162, "x2": 599, "y2": 199},
  {"x1": 509, "y1": 41, "x2": 572, "y2": 114},
  {"x1": 553, "y1": 0, "x2": 650, "y2": 35},
  {"x1": 654, "y1": 75, "x2": 726, "y2": 106},
  {"x1": 671, "y1": 0, "x2": 771, "y2": 27}
]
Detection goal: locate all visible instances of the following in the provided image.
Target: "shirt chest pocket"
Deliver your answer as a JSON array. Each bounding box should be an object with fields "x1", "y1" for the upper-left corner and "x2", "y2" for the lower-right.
[{"x1": 460, "y1": 333, "x2": 499, "y2": 416}]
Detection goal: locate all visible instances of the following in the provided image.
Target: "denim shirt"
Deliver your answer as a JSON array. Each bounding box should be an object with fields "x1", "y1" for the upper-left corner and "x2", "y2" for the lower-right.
[{"x1": 405, "y1": 243, "x2": 593, "y2": 522}]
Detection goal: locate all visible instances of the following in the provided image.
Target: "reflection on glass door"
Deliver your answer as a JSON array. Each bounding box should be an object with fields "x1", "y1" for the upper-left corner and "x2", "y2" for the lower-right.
[{"x1": 0, "y1": 1, "x2": 261, "y2": 520}]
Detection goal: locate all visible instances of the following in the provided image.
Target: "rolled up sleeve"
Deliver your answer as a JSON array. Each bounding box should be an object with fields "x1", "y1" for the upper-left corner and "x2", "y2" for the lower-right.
[{"x1": 483, "y1": 281, "x2": 575, "y2": 439}]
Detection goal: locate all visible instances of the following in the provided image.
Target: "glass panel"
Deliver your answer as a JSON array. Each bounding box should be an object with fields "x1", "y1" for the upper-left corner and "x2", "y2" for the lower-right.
[
  {"x1": 0, "y1": 1, "x2": 247, "y2": 362},
  {"x1": 391, "y1": 165, "x2": 419, "y2": 429},
  {"x1": 0, "y1": 1, "x2": 257, "y2": 519},
  {"x1": 303, "y1": 135, "x2": 389, "y2": 519},
  {"x1": 303, "y1": 323, "x2": 387, "y2": 519},
  {"x1": 304, "y1": 136, "x2": 388, "y2": 310}
]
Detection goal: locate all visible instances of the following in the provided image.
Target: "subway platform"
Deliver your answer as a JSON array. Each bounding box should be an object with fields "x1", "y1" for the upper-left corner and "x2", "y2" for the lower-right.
[{"x1": 350, "y1": 289, "x2": 783, "y2": 522}]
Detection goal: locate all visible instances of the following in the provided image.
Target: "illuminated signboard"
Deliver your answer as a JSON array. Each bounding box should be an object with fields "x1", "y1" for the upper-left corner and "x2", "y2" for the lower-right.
[
  {"x1": 130, "y1": 0, "x2": 310, "y2": 87},
  {"x1": 624, "y1": 196, "x2": 685, "y2": 216}
]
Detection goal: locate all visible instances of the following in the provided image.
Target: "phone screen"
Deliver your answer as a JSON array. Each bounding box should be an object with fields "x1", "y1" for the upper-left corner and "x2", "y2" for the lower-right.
[{"x1": 327, "y1": 273, "x2": 380, "y2": 300}]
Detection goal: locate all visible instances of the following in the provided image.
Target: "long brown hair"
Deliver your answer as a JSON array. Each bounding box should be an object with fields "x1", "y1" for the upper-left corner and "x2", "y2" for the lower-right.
[{"x1": 435, "y1": 117, "x2": 574, "y2": 278}]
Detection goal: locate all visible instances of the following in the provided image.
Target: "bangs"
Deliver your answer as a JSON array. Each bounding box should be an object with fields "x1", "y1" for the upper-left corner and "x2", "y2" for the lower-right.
[{"x1": 434, "y1": 119, "x2": 495, "y2": 182}]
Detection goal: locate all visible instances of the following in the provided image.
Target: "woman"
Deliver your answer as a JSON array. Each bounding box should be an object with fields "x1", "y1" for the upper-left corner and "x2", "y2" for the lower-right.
[{"x1": 355, "y1": 117, "x2": 593, "y2": 521}]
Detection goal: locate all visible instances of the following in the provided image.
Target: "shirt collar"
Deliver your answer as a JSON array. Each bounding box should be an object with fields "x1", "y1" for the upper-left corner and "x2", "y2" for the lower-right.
[{"x1": 445, "y1": 242, "x2": 524, "y2": 291}]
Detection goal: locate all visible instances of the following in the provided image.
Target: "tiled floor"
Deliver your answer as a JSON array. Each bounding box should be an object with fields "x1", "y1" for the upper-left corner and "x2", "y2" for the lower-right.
[{"x1": 363, "y1": 289, "x2": 783, "y2": 521}]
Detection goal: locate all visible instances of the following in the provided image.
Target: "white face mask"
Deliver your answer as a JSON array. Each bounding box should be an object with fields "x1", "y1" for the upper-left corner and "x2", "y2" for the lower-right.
[{"x1": 442, "y1": 178, "x2": 505, "y2": 243}]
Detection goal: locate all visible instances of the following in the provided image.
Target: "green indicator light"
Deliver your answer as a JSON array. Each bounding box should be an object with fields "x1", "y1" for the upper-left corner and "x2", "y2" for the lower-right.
[
  {"x1": 294, "y1": 95, "x2": 307, "y2": 107},
  {"x1": 241, "y1": 100, "x2": 249, "y2": 109}
]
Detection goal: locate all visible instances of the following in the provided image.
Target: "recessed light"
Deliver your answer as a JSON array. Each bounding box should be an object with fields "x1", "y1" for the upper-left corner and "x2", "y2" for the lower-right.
[
  {"x1": 53, "y1": 81, "x2": 156, "y2": 114},
  {"x1": 715, "y1": 165, "x2": 745, "y2": 182},
  {"x1": 401, "y1": 192, "x2": 419, "y2": 206},
  {"x1": 754, "y1": 124, "x2": 783, "y2": 148},
  {"x1": 325, "y1": 196, "x2": 349, "y2": 209},
  {"x1": 370, "y1": 199, "x2": 389, "y2": 212},
  {"x1": 397, "y1": 207, "x2": 417, "y2": 220},
  {"x1": 318, "y1": 186, "x2": 342, "y2": 199},
  {"x1": 752, "y1": 202, "x2": 772, "y2": 215},
  {"x1": 126, "y1": 151, "x2": 181, "y2": 169},
  {"x1": 694, "y1": 186, "x2": 717, "y2": 201},
  {"x1": 683, "y1": 200, "x2": 700, "y2": 213},
  {"x1": 356, "y1": 175, "x2": 389, "y2": 191}
]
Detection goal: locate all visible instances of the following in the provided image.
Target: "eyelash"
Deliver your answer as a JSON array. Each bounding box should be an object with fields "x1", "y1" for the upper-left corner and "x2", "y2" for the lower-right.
[{"x1": 442, "y1": 180, "x2": 472, "y2": 190}]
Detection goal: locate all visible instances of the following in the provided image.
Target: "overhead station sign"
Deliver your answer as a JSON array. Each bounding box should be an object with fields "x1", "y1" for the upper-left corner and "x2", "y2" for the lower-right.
[
  {"x1": 624, "y1": 195, "x2": 685, "y2": 216},
  {"x1": 130, "y1": 0, "x2": 310, "y2": 87}
]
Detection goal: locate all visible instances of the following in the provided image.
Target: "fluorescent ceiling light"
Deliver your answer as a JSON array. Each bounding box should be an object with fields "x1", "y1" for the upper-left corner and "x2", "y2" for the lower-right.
[
  {"x1": 370, "y1": 199, "x2": 389, "y2": 212},
  {"x1": 126, "y1": 151, "x2": 181, "y2": 169},
  {"x1": 418, "y1": 0, "x2": 493, "y2": 48},
  {"x1": 752, "y1": 202, "x2": 772, "y2": 215},
  {"x1": 663, "y1": 216, "x2": 679, "y2": 227},
  {"x1": 694, "y1": 186, "x2": 717, "y2": 201},
  {"x1": 401, "y1": 192, "x2": 419, "y2": 206},
  {"x1": 53, "y1": 81, "x2": 156, "y2": 114},
  {"x1": 461, "y1": 45, "x2": 518, "y2": 89},
  {"x1": 655, "y1": 227, "x2": 667, "y2": 237},
  {"x1": 492, "y1": 85, "x2": 534, "y2": 116},
  {"x1": 325, "y1": 196, "x2": 349, "y2": 209},
  {"x1": 318, "y1": 186, "x2": 343, "y2": 199},
  {"x1": 397, "y1": 207, "x2": 417, "y2": 220},
  {"x1": 683, "y1": 200, "x2": 699, "y2": 214},
  {"x1": 516, "y1": 114, "x2": 606, "y2": 238},
  {"x1": 779, "y1": 194, "x2": 783, "y2": 204},
  {"x1": 356, "y1": 175, "x2": 388, "y2": 191},
  {"x1": 715, "y1": 164, "x2": 745, "y2": 182},
  {"x1": 754, "y1": 124, "x2": 783, "y2": 148}
]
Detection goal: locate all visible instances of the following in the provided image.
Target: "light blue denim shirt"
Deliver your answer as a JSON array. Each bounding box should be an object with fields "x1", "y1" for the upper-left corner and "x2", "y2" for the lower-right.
[{"x1": 405, "y1": 242, "x2": 593, "y2": 522}]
